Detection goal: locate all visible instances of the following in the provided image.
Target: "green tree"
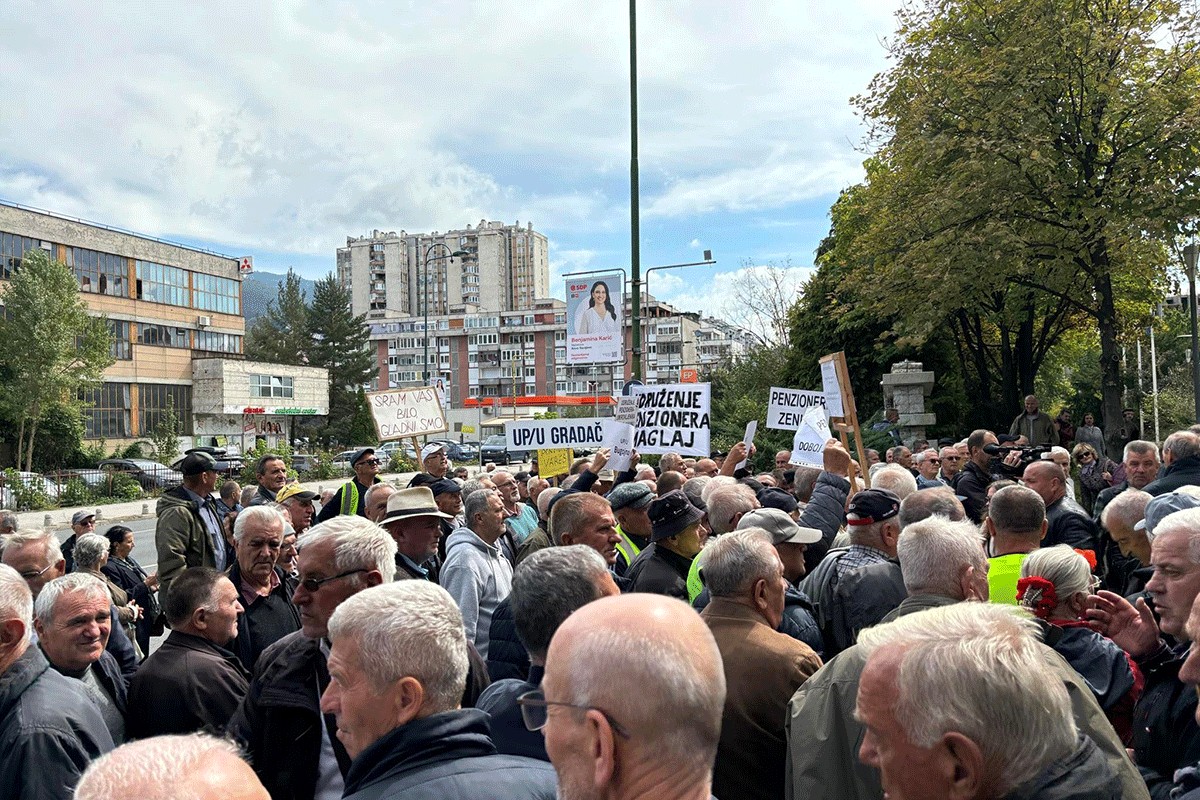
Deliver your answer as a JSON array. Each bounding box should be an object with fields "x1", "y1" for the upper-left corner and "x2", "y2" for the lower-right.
[
  {"x1": 151, "y1": 395, "x2": 181, "y2": 465},
  {"x1": 849, "y1": 0, "x2": 1200, "y2": 453},
  {"x1": 307, "y1": 274, "x2": 375, "y2": 447},
  {"x1": 245, "y1": 268, "x2": 311, "y2": 366},
  {"x1": 0, "y1": 250, "x2": 114, "y2": 471}
]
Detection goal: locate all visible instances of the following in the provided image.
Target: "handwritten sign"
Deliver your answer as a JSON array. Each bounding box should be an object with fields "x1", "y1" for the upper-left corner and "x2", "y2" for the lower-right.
[
  {"x1": 601, "y1": 420, "x2": 636, "y2": 472},
  {"x1": 791, "y1": 407, "x2": 831, "y2": 468},
  {"x1": 820, "y1": 360, "x2": 844, "y2": 417},
  {"x1": 628, "y1": 383, "x2": 710, "y2": 456},
  {"x1": 366, "y1": 388, "x2": 448, "y2": 440},
  {"x1": 766, "y1": 388, "x2": 827, "y2": 431},
  {"x1": 537, "y1": 448, "x2": 573, "y2": 478}
]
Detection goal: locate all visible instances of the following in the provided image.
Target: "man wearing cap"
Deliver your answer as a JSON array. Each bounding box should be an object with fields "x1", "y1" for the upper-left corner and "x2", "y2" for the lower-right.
[
  {"x1": 276, "y1": 483, "x2": 318, "y2": 535},
  {"x1": 736, "y1": 508, "x2": 825, "y2": 655},
  {"x1": 700, "y1": 530, "x2": 822, "y2": 800},
  {"x1": 315, "y1": 448, "x2": 382, "y2": 523},
  {"x1": 608, "y1": 482, "x2": 654, "y2": 576},
  {"x1": 624, "y1": 490, "x2": 705, "y2": 600},
  {"x1": 156, "y1": 450, "x2": 227, "y2": 601},
  {"x1": 408, "y1": 443, "x2": 451, "y2": 487},
  {"x1": 380, "y1": 487, "x2": 454, "y2": 582},
  {"x1": 62, "y1": 510, "x2": 96, "y2": 573}
]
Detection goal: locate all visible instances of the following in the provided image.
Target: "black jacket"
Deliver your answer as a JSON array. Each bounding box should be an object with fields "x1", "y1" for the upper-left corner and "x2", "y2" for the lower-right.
[
  {"x1": 0, "y1": 646, "x2": 114, "y2": 799},
  {"x1": 1044, "y1": 496, "x2": 1099, "y2": 552},
  {"x1": 485, "y1": 597, "x2": 530, "y2": 682},
  {"x1": 1132, "y1": 641, "x2": 1200, "y2": 799},
  {"x1": 826, "y1": 560, "x2": 906, "y2": 656},
  {"x1": 798, "y1": 472, "x2": 850, "y2": 572},
  {"x1": 625, "y1": 542, "x2": 692, "y2": 600},
  {"x1": 476, "y1": 664, "x2": 547, "y2": 761},
  {"x1": 1144, "y1": 455, "x2": 1200, "y2": 497},
  {"x1": 1001, "y1": 735, "x2": 1120, "y2": 800},
  {"x1": 226, "y1": 562, "x2": 301, "y2": 671},
  {"x1": 341, "y1": 708, "x2": 556, "y2": 800},
  {"x1": 1093, "y1": 481, "x2": 1142, "y2": 592},
  {"x1": 955, "y1": 460, "x2": 994, "y2": 523},
  {"x1": 102, "y1": 555, "x2": 157, "y2": 652},
  {"x1": 44, "y1": 648, "x2": 127, "y2": 719}
]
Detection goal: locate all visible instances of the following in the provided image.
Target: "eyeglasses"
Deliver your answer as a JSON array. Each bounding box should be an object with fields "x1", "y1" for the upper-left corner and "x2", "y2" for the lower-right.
[
  {"x1": 18, "y1": 562, "x2": 55, "y2": 581},
  {"x1": 360, "y1": 459, "x2": 382, "y2": 467},
  {"x1": 517, "y1": 690, "x2": 632, "y2": 739},
  {"x1": 927, "y1": 459, "x2": 941, "y2": 465},
  {"x1": 298, "y1": 569, "x2": 367, "y2": 592}
]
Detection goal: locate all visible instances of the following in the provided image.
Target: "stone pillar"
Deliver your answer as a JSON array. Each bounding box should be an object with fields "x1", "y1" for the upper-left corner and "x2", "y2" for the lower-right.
[{"x1": 881, "y1": 360, "x2": 936, "y2": 446}]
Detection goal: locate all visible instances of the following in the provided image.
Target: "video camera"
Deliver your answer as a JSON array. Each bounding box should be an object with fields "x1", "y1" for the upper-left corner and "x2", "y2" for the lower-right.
[{"x1": 982, "y1": 442, "x2": 1050, "y2": 476}]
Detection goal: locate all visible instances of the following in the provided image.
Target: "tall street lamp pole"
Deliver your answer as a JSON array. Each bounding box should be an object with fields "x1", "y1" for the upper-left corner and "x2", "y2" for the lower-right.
[
  {"x1": 422, "y1": 244, "x2": 468, "y2": 385},
  {"x1": 629, "y1": 0, "x2": 642, "y2": 381},
  {"x1": 1185, "y1": 241, "x2": 1200, "y2": 422}
]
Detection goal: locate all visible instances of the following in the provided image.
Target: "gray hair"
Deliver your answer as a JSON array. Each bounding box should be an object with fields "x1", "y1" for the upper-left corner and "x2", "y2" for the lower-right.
[
  {"x1": 162, "y1": 567, "x2": 228, "y2": 627},
  {"x1": 897, "y1": 489, "x2": 965, "y2": 530},
  {"x1": 912, "y1": 449, "x2": 937, "y2": 465},
  {"x1": 682, "y1": 476, "x2": 711, "y2": 509},
  {"x1": 1164, "y1": 431, "x2": 1200, "y2": 461},
  {"x1": 0, "y1": 563, "x2": 32, "y2": 648},
  {"x1": 700, "y1": 475, "x2": 737, "y2": 505},
  {"x1": 3, "y1": 530, "x2": 62, "y2": 569},
  {"x1": 700, "y1": 529, "x2": 778, "y2": 598},
  {"x1": 987, "y1": 485, "x2": 1046, "y2": 537},
  {"x1": 0, "y1": 510, "x2": 17, "y2": 533},
  {"x1": 460, "y1": 478, "x2": 489, "y2": 500},
  {"x1": 232, "y1": 504, "x2": 288, "y2": 544},
  {"x1": 362, "y1": 482, "x2": 394, "y2": 509},
  {"x1": 327, "y1": 581, "x2": 468, "y2": 714},
  {"x1": 871, "y1": 465, "x2": 918, "y2": 500},
  {"x1": 75, "y1": 733, "x2": 251, "y2": 800},
  {"x1": 857, "y1": 603, "x2": 1077, "y2": 794},
  {"x1": 511, "y1": 545, "x2": 609, "y2": 659},
  {"x1": 1020, "y1": 545, "x2": 1092, "y2": 604},
  {"x1": 1123, "y1": 440, "x2": 1159, "y2": 462},
  {"x1": 1149, "y1": 508, "x2": 1200, "y2": 563},
  {"x1": 72, "y1": 533, "x2": 111, "y2": 571},
  {"x1": 549, "y1": 492, "x2": 607, "y2": 546},
  {"x1": 463, "y1": 488, "x2": 498, "y2": 532},
  {"x1": 535, "y1": 487, "x2": 560, "y2": 520},
  {"x1": 896, "y1": 518, "x2": 987, "y2": 597},
  {"x1": 705, "y1": 484, "x2": 758, "y2": 536},
  {"x1": 297, "y1": 516, "x2": 397, "y2": 583},
  {"x1": 1101, "y1": 489, "x2": 1151, "y2": 532},
  {"x1": 34, "y1": 572, "x2": 109, "y2": 628}
]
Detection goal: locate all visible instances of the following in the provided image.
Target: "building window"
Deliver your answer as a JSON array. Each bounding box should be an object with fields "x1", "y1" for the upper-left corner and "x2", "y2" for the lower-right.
[
  {"x1": 249, "y1": 374, "x2": 294, "y2": 399},
  {"x1": 109, "y1": 320, "x2": 132, "y2": 361},
  {"x1": 194, "y1": 273, "x2": 240, "y2": 315},
  {"x1": 139, "y1": 383, "x2": 193, "y2": 436},
  {"x1": 66, "y1": 247, "x2": 129, "y2": 297},
  {"x1": 194, "y1": 330, "x2": 243, "y2": 354},
  {"x1": 0, "y1": 232, "x2": 43, "y2": 279},
  {"x1": 138, "y1": 323, "x2": 191, "y2": 348},
  {"x1": 82, "y1": 382, "x2": 130, "y2": 439},
  {"x1": 136, "y1": 260, "x2": 190, "y2": 307}
]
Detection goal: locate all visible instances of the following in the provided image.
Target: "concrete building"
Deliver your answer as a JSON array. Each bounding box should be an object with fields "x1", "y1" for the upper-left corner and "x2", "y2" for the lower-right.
[
  {"x1": 192, "y1": 359, "x2": 329, "y2": 452},
  {"x1": 337, "y1": 220, "x2": 549, "y2": 319}
]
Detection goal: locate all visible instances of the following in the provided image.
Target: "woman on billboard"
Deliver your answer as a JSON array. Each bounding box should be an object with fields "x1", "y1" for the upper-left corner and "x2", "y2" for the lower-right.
[{"x1": 574, "y1": 280, "x2": 620, "y2": 335}]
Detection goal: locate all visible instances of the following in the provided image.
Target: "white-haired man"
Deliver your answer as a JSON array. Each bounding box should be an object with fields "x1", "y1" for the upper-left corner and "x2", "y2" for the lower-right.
[
  {"x1": 913, "y1": 449, "x2": 945, "y2": 489},
  {"x1": 228, "y1": 504, "x2": 300, "y2": 670},
  {"x1": 0, "y1": 564, "x2": 113, "y2": 799},
  {"x1": 322, "y1": 580, "x2": 556, "y2": 798},
  {"x1": 75, "y1": 732, "x2": 268, "y2": 800},
  {"x1": 536, "y1": 593, "x2": 725, "y2": 800},
  {"x1": 228, "y1": 516, "x2": 396, "y2": 800},
  {"x1": 856, "y1": 604, "x2": 1113, "y2": 799},
  {"x1": 788, "y1": 517, "x2": 1148, "y2": 800}
]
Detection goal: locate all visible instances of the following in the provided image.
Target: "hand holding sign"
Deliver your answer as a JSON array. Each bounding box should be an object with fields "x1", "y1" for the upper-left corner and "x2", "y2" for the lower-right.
[
  {"x1": 822, "y1": 438, "x2": 852, "y2": 478},
  {"x1": 791, "y1": 407, "x2": 833, "y2": 468}
]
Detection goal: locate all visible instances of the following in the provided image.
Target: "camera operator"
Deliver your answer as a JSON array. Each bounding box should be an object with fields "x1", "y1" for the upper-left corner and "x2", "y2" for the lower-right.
[{"x1": 958, "y1": 430, "x2": 1030, "y2": 523}]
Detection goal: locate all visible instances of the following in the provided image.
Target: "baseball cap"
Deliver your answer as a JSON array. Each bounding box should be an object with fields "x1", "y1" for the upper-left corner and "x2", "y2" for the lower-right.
[
  {"x1": 607, "y1": 482, "x2": 653, "y2": 512},
  {"x1": 1137, "y1": 491, "x2": 1200, "y2": 536},
  {"x1": 757, "y1": 487, "x2": 799, "y2": 515},
  {"x1": 71, "y1": 510, "x2": 96, "y2": 527},
  {"x1": 737, "y1": 508, "x2": 822, "y2": 545},
  {"x1": 846, "y1": 488, "x2": 902, "y2": 526},
  {"x1": 350, "y1": 448, "x2": 376, "y2": 467},
  {"x1": 421, "y1": 443, "x2": 449, "y2": 461},
  {"x1": 648, "y1": 490, "x2": 705, "y2": 542},
  {"x1": 379, "y1": 487, "x2": 454, "y2": 526},
  {"x1": 179, "y1": 451, "x2": 218, "y2": 476},
  {"x1": 276, "y1": 483, "x2": 318, "y2": 504},
  {"x1": 429, "y1": 478, "x2": 462, "y2": 497}
]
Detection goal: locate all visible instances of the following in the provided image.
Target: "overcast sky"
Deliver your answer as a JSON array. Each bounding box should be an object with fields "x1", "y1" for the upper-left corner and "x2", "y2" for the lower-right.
[{"x1": 0, "y1": 1, "x2": 901, "y2": 328}]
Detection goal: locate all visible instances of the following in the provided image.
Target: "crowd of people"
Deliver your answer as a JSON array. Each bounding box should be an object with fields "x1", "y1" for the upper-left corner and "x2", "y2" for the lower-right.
[{"x1": 4, "y1": 402, "x2": 1200, "y2": 798}]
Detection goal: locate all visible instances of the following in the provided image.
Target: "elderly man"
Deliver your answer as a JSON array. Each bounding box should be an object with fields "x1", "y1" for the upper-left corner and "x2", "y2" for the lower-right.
[
  {"x1": 442, "y1": 488, "x2": 513, "y2": 658},
  {"x1": 887, "y1": 446, "x2": 914, "y2": 474},
  {"x1": 75, "y1": 733, "x2": 269, "y2": 800},
  {"x1": 35, "y1": 574, "x2": 127, "y2": 745},
  {"x1": 1101, "y1": 489, "x2": 1154, "y2": 596},
  {"x1": 607, "y1": 482, "x2": 654, "y2": 576},
  {"x1": 549, "y1": 492, "x2": 624, "y2": 572},
  {"x1": 478, "y1": 546, "x2": 619, "y2": 761},
  {"x1": 1095, "y1": 441, "x2": 1161, "y2": 587},
  {"x1": 432, "y1": 478, "x2": 463, "y2": 533},
  {"x1": 316, "y1": 448, "x2": 382, "y2": 522},
  {"x1": 0, "y1": 509, "x2": 17, "y2": 535},
  {"x1": 537, "y1": 593, "x2": 725, "y2": 800},
  {"x1": 856, "y1": 604, "x2": 1114, "y2": 799},
  {"x1": 1010, "y1": 393, "x2": 1059, "y2": 446},
  {"x1": 0, "y1": 564, "x2": 113, "y2": 799},
  {"x1": 625, "y1": 490, "x2": 705, "y2": 599},
  {"x1": 380, "y1": 487, "x2": 454, "y2": 582},
  {"x1": 126, "y1": 567, "x2": 248, "y2": 738},
  {"x1": 363, "y1": 482, "x2": 396, "y2": 524},
  {"x1": 913, "y1": 448, "x2": 945, "y2": 489},
  {"x1": 984, "y1": 484, "x2": 1048, "y2": 605},
  {"x1": 419, "y1": 442, "x2": 452, "y2": 480},
  {"x1": 776, "y1": 450, "x2": 793, "y2": 470},
  {"x1": 62, "y1": 509, "x2": 95, "y2": 573},
  {"x1": 1022, "y1": 460, "x2": 1098, "y2": 551},
  {"x1": 276, "y1": 483, "x2": 318, "y2": 534},
  {"x1": 227, "y1": 505, "x2": 300, "y2": 670},
  {"x1": 249, "y1": 454, "x2": 289, "y2": 506},
  {"x1": 492, "y1": 469, "x2": 540, "y2": 547},
  {"x1": 228, "y1": 516, "x2": 395, "y2": 800},
  {"x1": 700, "y1": 530, "x2": 822, "y2": 800},
  {"x1": 214, "y1": 479, "x2": 243, "y2": 520},
  {"x1": 787, "y1": 516, "x2": 1147, "y2": 800},
  {"x1": 937, "y1": 445, "x2": 962, "y2": 484},
  {"x1": 156, "y1": 450, "x2": 226, "y2": 600},
  {"x1": 322, "y1": 581, "x2": 556, "y2": 798},
  {"x1": 1145, "y1": 431, "x2": 1200, "y2": 496}
]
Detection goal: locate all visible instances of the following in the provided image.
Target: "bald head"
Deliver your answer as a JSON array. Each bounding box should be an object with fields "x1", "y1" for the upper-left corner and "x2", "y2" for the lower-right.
[
  {"x1": 1021, "y1": 460, "x2": 1065, "y2": 506},
  {"x1": 543, "y1": 594, "x2": 724, "y2": 789},
  {"x1": 897, "y1": 488, "x2": 965, "y2": 530}
]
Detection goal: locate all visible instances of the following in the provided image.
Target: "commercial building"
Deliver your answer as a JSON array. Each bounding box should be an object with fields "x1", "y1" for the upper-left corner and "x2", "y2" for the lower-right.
[
  {"x1": 337, "y1": 220, "x2": 550, "y2": 319},
  {"x1": 0, "y1": 201, "x2": 325, "y2": 452}
]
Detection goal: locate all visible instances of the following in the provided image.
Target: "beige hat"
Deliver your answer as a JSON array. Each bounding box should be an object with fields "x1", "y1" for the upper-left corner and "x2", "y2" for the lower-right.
[{"x1": 379, "y1": 487, "x2": 454, "y2": 526}]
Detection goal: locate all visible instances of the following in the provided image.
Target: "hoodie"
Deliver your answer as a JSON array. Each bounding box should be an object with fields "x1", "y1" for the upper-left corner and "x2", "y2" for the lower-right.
[{"x1": 440, "y1": 526, "x2": 513, "y2": 659}]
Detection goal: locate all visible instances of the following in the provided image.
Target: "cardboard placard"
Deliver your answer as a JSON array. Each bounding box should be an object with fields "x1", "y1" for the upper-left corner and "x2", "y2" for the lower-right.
[
  {"x1": 766, "y1": 388, "x2": 827, "y2": 431},
  {"x1": 366, "y1": 387, "x2": 448, "y2": 440},
  {"x1": 628, "y1": 383, "x2": 711, "y2": 456},
  {"x1": 537, "y1": 448, "x2": 573, "y2": 478}
]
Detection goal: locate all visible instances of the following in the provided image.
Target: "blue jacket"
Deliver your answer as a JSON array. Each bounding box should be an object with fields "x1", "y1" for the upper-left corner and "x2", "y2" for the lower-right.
[
  {"x1": 476, "y1": 664, "x2": 547, "y2": 761},
  {"x1": 485, "y1": 597, "x2": 530, "y2": 682},
  {"x1": 342, "y1": 708, "x2": 556, "y2": 800}
]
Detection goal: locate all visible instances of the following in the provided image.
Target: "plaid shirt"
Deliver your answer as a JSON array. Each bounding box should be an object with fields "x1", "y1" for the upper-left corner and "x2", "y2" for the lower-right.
[{"x1": 834, "y1": 544, "x2": 892, "y2": 580}]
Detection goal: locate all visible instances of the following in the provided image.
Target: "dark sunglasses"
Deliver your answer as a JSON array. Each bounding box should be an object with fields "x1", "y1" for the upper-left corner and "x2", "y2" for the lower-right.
[{"x1": 298, "y1": 568, "x2": 366, "y2": 592}]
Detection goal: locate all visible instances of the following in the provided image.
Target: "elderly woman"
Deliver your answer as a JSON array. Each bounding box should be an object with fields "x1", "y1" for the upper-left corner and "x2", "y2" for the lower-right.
[
  {"x1": 1018, "y1": 545, "x2": 1141, "y2": 743},
  {"x1": 1073, "y1": 442, "x2": 1123, "y2": 512},
  {"x1": 101, "y1": 524, "x2": 159, "y2": 656},
  {"x1": 74, "y1": 531, "x2": 143, "y2": 660}
]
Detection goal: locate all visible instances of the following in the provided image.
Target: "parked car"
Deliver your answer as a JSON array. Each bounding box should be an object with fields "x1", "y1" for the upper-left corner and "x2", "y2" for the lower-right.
[
  {"x1": 47, "y1": 469, "x2": 112, "y2": 494},
  {"x1": 376, "y1": 441, "x2": 417, "y2": 462},
  {"x1": 480, "y1": 435, "x2": 529, "y2": 466},
  {"x1": 331, "y1": 447, "x2": 379, "y2": 472},
  {"x1": 170, "y1": 446, "x2": 243, "y2": 477},
  {"x1": 428, "y1": 439, "x2": 477, "y2": 462},
  {"x1": 292, "y1": 453, "x2": 319, "y2": 473},
  {"x1": 98, "y1": 459, "x2": 183, "y2": 490},
  {"x1": 0, "y1": 472, "x2": 62, "y2": 507}
]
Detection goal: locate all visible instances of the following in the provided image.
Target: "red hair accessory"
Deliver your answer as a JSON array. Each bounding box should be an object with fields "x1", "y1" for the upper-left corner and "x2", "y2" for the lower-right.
[
  {"x1": 1016, "y1": 576, "x2": 1058, "y2": 619},
  {"x1": 1073, "y1": 549, "x2": 1097, "y2": 570}
]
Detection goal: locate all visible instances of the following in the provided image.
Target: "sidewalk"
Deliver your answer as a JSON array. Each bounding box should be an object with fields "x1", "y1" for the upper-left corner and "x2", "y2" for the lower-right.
[{"x1": 15, "y1": 471, "x2": 424, "y2": 531}]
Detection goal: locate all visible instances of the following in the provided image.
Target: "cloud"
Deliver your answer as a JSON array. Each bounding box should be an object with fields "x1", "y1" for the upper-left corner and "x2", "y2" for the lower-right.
[{"x1": 656, "y1": 263, "x2": 816, "y2": 340}]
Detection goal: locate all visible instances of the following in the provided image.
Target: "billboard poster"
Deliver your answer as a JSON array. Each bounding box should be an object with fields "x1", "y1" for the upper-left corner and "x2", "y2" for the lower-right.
[{"x1": 566, "y1": 272, "x2": 624, "y2": 364}]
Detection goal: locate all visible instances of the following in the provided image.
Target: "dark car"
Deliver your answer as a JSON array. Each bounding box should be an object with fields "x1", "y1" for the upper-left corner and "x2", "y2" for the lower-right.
[
  {"x1": 480, "y1": 435, "x2": 511, "y2": 465},
  {"x1": 170, "y1": 446, "x2": 243, "y2": 477},
  {"x1": 98, "y1": 459, "x2": 183, "y2": 490},
  {"x1": 430, "y1": 439, "x2": 478, "y2": 462}
]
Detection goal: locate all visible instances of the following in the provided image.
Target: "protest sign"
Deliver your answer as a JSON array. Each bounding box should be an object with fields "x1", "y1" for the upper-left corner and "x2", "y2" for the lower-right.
[
  {"x1": 366, "y1": 387, "x2": 448, "y2": 440},
  {"x1": 791, "y1": 407, "x2": 831, "y2": 468},
  {"x1": 818, "y1": 351, "x2": 870, "y2": 490},
  {"x1": 615, "y1": 395, "x2": 638, "y2": 426},
  {"x1": 766, "y1": 388, "x2": 827, "y2": 431},
  {"x1": 628, "y1": 383, "x2": 710, "y2": 456},
  {"x1": 506, "y1": 418, "x2": 606, "y2": 451},
  {"x1": 736, "y1": 420, "x2": 757, "y2": 471},
  {"x1": 566, "y1": 272, "x2": 624, "y2": 364},
  {"x1": 820, "y1": 359, "x2": 844, "y2": 417},
  {"x1": 601, "y1": 420, "x2": 635, "y2": 472},
  {"x1": 537, "y1": 448, "x2": 573, "y2": 478}
]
